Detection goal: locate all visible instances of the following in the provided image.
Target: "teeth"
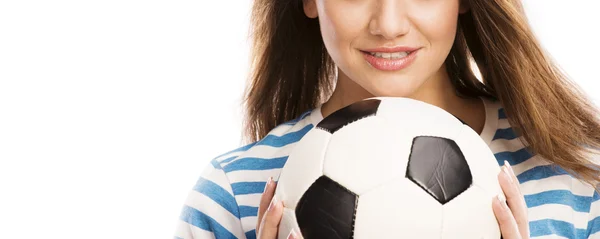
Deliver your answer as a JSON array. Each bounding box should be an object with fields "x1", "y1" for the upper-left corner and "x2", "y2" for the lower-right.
[{"x1": 370, "y1": 51, "x2": 409, "y2": 59}]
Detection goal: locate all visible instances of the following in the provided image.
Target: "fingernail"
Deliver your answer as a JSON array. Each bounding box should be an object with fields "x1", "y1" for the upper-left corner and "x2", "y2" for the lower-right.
[
  {"x1": 505, "y1": 160, "x2": 516, "y2": 178},
  {"x1": 287, "y1": 228, "x2": 299, "y2": 239},
  {"x1": 263, "y1": 177, "x2": 272, "y2": 193},
  {"x1": 267, "y1": 197, "x2": 278, "y2": 212},
  {"x1": 497, "y1": 194, "x2": 508, "y2": 209},
  {"x1": 502, "y1": 163, "x2": 512, "y2": 183}
]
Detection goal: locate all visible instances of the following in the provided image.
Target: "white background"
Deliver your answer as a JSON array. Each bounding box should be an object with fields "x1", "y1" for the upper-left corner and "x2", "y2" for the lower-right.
[{"x1": 0, "y1": 0, "x2": 597, "y2": 238}]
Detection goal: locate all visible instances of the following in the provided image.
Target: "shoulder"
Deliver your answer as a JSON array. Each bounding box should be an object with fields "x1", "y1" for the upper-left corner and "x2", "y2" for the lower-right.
[
  {"x1": 176, "y1": 109, "x2": 321, "y2": 238},
  {"x1": 506, "y1": 154, "x2": 599, "y2": 238},
  {"x1": 213, "y1": 108, "x2": 319, "y2": 173},
  {"x1": 208, "y1": 108, "x2": 320, "y2": 200},
  {"x1": 485, "y1": 100, "x2": 600, "y2": 237}
]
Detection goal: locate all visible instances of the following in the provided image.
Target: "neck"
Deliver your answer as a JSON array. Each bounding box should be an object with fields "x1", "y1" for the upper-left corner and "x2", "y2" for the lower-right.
[{"x1": 321, "y1": 65, "x2": 486, "y2": 134}]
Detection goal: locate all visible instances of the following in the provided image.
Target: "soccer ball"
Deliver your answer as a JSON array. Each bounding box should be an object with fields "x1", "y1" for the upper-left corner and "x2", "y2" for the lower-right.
[{"x1": 274, "y1": 97, "x2": 503, "y2": 239}]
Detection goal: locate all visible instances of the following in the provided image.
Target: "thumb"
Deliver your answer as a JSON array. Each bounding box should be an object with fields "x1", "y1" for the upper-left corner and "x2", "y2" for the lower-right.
[{"x1": 258, "y1": 197, "x2": 284, "y2": 239}]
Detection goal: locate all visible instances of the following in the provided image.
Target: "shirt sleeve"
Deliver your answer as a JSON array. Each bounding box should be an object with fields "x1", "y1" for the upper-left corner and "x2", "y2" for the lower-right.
[
  {"x1": 587, "y1": 152, "x2": 600, "y2": 238},
  {"x1": 588, "y1": 188, "x2": 600, "y2": 238},
  {"x1": 174, "y1": 158, "x2": 246, "y2": 239}
]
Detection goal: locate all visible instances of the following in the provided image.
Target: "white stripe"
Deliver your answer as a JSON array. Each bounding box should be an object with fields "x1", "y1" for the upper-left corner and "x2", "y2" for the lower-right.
[
  {"x1": 222, "y1": 143, "x2": 299, "y2": 168},
  {"x1": 237, "y1": 194, "x2": 263, "y2": 209},
  {"x1": 519, "y1": 174, "x2": 594, "y2": 197},
  {"x1": 264, "y1": 117, "x2": 313, "y2": 137},
  {"x1": 497, "y1": 118, "x2": 511, "y2": 129},
  {"x1": 241, "y1": 216, "x2": 259, "y2": 234},
  {"x1": 506, "y1": 155, "x2": 552, "y2": 177},
  {"x1": 174, "y1": 219, "x2": 195, "y2": 239},
  {"x1": 267, "y1": 123, "x2": 307, "y2": 137},
  {"x1": 227, "y1": 168, "x2": 282, "y2": 184},
  {"x1": 203, "y1": 167, "x2": 235, "y2": 196},
  {"x1": 490, "y1": 137, "x2": 529, "y2": 155},
  {"x1": 527, "y1": 203, "x2": 589, "y2": 229},
  {"x1": 190, "y1": 226, "x2": 216, "y2": 239},
  {"x1": 215, "y1": 151, "x2": 245, "y2": 163},
  {"x1": 590, "y1": 198, "x2": 600, "y2": 237},
  {"x1": 199, "y1": 163, "x2": 216, "y2": 178},
  {"x1": 210, "y1": 116, "x2": 308, "y2": 176},
  {"x1": 592, "y1": 196, "x2": 600, "y2": 214},
  {"x1": 263, "y1": 124, "x2": 296, "y2": 137},
  {"x1": 219, "y1": 117, "x2": 313, "y2": 168},
  {"x1": 185, "y1": 190, "x2": 245, "y2": 238}
]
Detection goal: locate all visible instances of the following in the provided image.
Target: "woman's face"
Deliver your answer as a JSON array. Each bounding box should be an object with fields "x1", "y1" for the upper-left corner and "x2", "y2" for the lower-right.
[{"x1": 304, "y1": 0, "x2": 468, "y2": 97}]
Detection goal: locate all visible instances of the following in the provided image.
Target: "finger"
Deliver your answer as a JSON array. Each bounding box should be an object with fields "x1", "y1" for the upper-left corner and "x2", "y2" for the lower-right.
[
  {"x1": 257, "y1": 177, "x2": 276, "y2": 233},
  {"x1": 501, "y1": 161, "x2": 530, "y2": 237},
  {"x1": 258, "y1": 197, "x2": 284, "y2": 239},
  {"x1": 505, "y1": 160, "x2": 520, "y2": 185},
  {"x1": 493, "y1": 194, "x2": 522, "y2": 239}
]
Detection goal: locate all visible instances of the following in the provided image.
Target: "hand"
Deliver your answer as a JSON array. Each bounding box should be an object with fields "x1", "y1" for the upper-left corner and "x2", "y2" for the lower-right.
[
  {"x1": 493, "y1": 161, "x2": 530, "y2": 239},
  {"x1": 256, "y1": 177, "x2": 303, "y2": 239}
]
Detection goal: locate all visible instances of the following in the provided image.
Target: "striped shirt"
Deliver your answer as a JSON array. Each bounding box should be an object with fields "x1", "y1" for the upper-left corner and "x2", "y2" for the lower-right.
[{"x1": 174, "y1": 98, "x2": 600, "y2": 239}]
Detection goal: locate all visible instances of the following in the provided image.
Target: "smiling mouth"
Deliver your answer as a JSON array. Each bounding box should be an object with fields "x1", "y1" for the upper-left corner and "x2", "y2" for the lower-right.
[
  {"x1": 362, "y1": 51, "x2": 414, "y2": 60},
  {"x1": 360, "y1": 49, "x2": 420, "y2": 71}
]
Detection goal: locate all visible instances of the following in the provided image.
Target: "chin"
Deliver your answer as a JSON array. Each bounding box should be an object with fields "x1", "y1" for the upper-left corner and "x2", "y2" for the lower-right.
[{"x1": 367, "y1": 79, "x2": 422, "y2": 98}]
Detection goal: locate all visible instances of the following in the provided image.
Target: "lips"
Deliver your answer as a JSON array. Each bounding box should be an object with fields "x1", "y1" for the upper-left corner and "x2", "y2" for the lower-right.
[
  {"x1": 361, "y1": 48, "x2": 420, "y2": 71},
  {"x1": 362, "y1": 46, "x2": 420, "y2": 53}
]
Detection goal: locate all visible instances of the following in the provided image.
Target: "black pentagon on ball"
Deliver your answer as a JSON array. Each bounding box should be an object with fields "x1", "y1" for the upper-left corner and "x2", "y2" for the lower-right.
[
  {"x1": 316, "y1": 99, "x2": 381, "y2": 134},
  {"x1": 405, "y1": 136, "x2": 473, "y2": 205},
  {"x1": 296, "y1": 176, "x2": 358, "y2": 239}
]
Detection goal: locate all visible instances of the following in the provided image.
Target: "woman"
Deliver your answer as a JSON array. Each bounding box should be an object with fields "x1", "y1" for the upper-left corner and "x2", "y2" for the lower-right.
[{"x1": 175, "y1": 0, "x2": 600, "y2": 238}]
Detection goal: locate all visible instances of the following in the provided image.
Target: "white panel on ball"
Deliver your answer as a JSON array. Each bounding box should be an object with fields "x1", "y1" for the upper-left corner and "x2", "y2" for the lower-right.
[
  {"x1": 274, "y1": 129, "x2": 331, "y2": 210},
  {"x1": 454, "y1": 125, "x2": 503, "y2": 196},
  {"x1": 354, "y1": 178, "x2": 443, "y2": 238},
  {"x1": 322, "y1": 116, "x2": 412, "y2": 195},
  {"x1": 374, "y1": 97, "x2": 464, "y2": 140},
  {"x1": 442, "y1": 185, "x2": 501, "y2": 239}
]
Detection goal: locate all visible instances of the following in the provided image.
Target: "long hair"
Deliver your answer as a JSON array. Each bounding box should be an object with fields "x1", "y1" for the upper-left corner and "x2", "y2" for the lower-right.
[{"x1": 243, "y1": 0, "x2": 600, "y2": 186}]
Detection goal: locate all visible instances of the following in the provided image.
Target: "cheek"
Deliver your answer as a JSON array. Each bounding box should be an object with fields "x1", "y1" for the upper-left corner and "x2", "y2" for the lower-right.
[
  {"x1": 411, "y1": 3, "x2": 460, "y2": 48},
  {"x1": 317, "y1": 1, "x2": 368, "y2": 60}
]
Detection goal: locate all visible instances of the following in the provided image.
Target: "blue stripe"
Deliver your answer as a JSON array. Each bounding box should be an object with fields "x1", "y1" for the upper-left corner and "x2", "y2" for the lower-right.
[
  {"x1": 193, "y1": 178, "x2": 240, "y2": 218},
  {"x1": 284, "y1": 110, "x2": 313, "y2": 125},
  {"x1": 589, "y1": 191, "x2": 600, "y2": 237},
  {"x1": 180, "y1": 205, "x2": 237, "y2": 239},
  {"x1": 524, "y1": 190, "x2": 592, "y2": 212},
  {"x1": 211, "y1": 159, "x2": 222, "y2": 169},
  {"x1": 220, "y1": 156, "x2": 238, "y2": 164},
  {"x1": 254, "y1": 124, "x2": 313, "y2": 147},
  {"x1": 245, "y1": 230, "x2": 257, "y2": 239},
  {"x1": 498, "y1": 108, "x2": 507, "y2": 119},
  {"x1": 174, "y1": 237, "x2": 183, "y2": 239},
  {"x1": 588, "y1": 216, "x2": 600, "y2": 236},
  {"x1": 300, "y1": 110, "x2": 312, "y2": 119},
  {"x1": 223, "y1": 156, "x2": 287, "y2": 173},
  {"x1": 231, "y1": 182, "x2": 266, "y2": 195},
  {"x1": 492, "y1": 127, "x2": 518, "y2": 140},
  {"x1": 214, "y1": 143, "x2": 256, "y2": 159},
  {"x1": 529, "y1": 219, "x2": 585, "y2": 238},
  {"x1": 517, "y1": 164, "x2": 569, "y2": 184},
  {"x1": 239, "y1": 205, "x2": 258, "y2": 218},
  {"x1": 494, "y1": 147, "x2": 533, "y2": 167}
]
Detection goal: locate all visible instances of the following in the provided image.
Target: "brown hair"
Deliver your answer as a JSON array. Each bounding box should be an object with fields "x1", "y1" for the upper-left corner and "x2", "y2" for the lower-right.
[{"x1": 242, "y1": 0, "x2": 600, "y2": 187}]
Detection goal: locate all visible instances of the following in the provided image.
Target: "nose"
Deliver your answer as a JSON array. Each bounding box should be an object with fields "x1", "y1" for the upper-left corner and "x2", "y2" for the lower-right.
[{"x1": 369, "y1": 0, "x2": 411, "y2": 39}]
